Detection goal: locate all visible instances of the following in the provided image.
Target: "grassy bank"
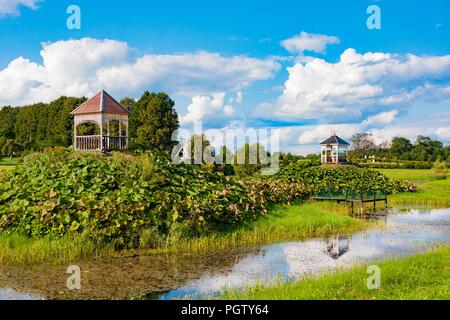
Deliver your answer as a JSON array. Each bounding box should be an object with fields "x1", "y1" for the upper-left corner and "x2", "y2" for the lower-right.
[
  {"x1": 378, "y1": 169, "x2": 450, "y2": 207},
  {"x1": 0, "y1": 233, "x2": 115, "y2": 265},
  {"x1": 0, "y1": 158, "x2": 18, "y2": 172},
  {"x1": 221, "y1": 246, "x2": 450, "y2": 300},
  {"x1": 0, "y1": 202, "x2": 369, "y2": 266},
  {"x1": 154, "y1": 202, "x2": 370, "y2": 254}
]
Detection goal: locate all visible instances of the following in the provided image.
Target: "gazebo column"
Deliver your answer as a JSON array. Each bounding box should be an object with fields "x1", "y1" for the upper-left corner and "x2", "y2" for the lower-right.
[
  {"x1": 100, "y1": 114, "x2": 103, "y2": 151},
  {"x1": 74, "y1": 121, "x2": 78, "y2": 151},
  {"x1": 125, "y1": 120, "x2": 129, "y2": 148},
  {"x1": 336, "y1": 145, "x2": 339, "y2": 164},
  {"x1": 119, "y1": 121, "x2": 122, "y2": 149},
  {"x1": 107, "y1": 119, "x2": 110, "y2": 151}
]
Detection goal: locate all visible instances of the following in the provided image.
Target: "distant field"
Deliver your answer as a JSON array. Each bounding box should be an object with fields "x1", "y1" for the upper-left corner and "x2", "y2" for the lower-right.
[
  {"x1": 377, "y1": 168, "x2": 450, "y2": 207},
  {"x1": 377, "y1": 168, "x2": 436, "y2": 182},
  {"x1": 0, "y1": 158, "x2": 18, "y2": 172}
]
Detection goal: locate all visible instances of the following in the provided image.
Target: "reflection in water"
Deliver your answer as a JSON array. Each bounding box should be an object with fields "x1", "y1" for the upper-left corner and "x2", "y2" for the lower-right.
[
  {"x1": 0, "y1": 208, "x2": 449, "y2": 300},
  {"x1": 326, "y1": 236, "x2": 350, "y2": 259},
  {"x1": 161, "y1": 208, "x2": 450, "y2": 299}
]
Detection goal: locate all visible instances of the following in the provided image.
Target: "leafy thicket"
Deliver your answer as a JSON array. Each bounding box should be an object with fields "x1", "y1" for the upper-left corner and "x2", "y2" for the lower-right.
[
  {"x1": 0, "y1": 150, "x2": 416, "y2": 247},
  {"x1": 272, "y1": 160, "x2": 417, "y2": 194},
  {"x1": 0, "y1": 148, "x2": 271, "y2": 247}
]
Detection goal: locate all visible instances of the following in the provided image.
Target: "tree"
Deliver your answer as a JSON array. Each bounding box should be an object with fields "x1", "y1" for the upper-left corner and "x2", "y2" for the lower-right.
[
  {"x1": 215, "y1": 145, "x2": 235, "y2": 176},
  {"x1": 390, "y1": 137, "x2": 413, "y2": 160},
  {"x1": 233, "y1": 143, "x2": 270, "y2": 177},
  {"x1": 350, "y1": 133, "x2": 376, "y2": 159},
  {"x1": 120, "y1": 97, "x2": 135, "y2": 112},
  {"x1": 129, "y1": 92, "x2": 179, "y2": 152},
  {"x1": 187, "y1": 133, "x2": 214, "y2": 164}
]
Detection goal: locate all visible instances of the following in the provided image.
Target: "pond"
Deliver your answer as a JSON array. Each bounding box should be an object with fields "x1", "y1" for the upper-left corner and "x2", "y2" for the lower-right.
[{"x1": 0, "y1": 207, "x2": 449, "y2": 300}]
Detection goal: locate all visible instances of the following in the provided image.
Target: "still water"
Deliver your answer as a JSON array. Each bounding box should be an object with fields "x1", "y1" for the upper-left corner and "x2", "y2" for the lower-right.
[{"x1": 1, "y1": 208, "x2": 449, "y2": 300}]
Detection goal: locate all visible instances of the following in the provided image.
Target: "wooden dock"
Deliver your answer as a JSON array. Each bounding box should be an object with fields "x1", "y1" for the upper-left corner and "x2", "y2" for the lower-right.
[{"x1": 312, "y1": 189, "x2": 388, "y2": 216}]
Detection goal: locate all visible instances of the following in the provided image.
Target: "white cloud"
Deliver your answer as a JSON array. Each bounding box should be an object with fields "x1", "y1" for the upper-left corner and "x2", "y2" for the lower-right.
[
  {"x1": 0, "y1": 38, "x2": 280, "y2": 106},
  {"x1": 436, "y1": 128, "x2": 450, "y2": 140},
  {"x1": 256, "y1": 48, "x2": 450, "y2": 122},
  {"x1": 281, "y1": 31, "x2": 340, "y2": 54},
  {"x1": 297, "y1": 110, "x2": 398, "y2": 145},
  {"x1": 180, "y1": 93, "x2": 235, "y2": 126},
  {"x1": 0, "y1": 0, "x2": 40, "y2": 17}
]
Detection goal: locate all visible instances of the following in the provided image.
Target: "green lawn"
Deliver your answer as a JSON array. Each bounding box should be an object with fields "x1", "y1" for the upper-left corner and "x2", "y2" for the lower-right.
[
  {"x1": 378, "y1": 169, "x2": 450, "y2": 207},
  {"x1": 377, "y1": 168, "x2": 437, "y2": 182},
  {"x1": 221, "y1": 246, "x2": 450, "y2": 300}
]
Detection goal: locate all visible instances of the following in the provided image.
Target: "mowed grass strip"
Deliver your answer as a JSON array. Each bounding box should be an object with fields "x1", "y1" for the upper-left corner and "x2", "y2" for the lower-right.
[
  {"x1": 378, "y1": 169, "x2": 450, "y2": 207},
  {"x1": 220, "y1": 246, "x2": 450, "y2": 300}
]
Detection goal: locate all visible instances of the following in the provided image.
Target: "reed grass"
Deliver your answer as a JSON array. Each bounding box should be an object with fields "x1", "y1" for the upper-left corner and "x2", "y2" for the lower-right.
[
  {"x1": 139, "y1": 202, "x2": 371, "y2": 254},
  {"x1": 0, "y1": 203, "x2": 370, "y2": 266},
  {"x1": 0, "y1": 233, "x2": 115, "y2": 266},
  {"x1": 220, "y1": 246, "x2": 450, "y2": 300}
]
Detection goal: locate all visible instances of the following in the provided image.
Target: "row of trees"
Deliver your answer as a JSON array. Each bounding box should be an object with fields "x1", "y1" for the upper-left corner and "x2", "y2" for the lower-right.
[
  {"x1": 0, "y1": 92, "x2": 179, "y2": 157},
  {"x1": 350, "y1": 133, "x2": 450, "y2": 162}
]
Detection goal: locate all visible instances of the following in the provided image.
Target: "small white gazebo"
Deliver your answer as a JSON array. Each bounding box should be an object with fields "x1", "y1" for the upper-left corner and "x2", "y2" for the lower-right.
[
  {"x1": 320, "y1": 134, "x2": 350, "y2": 164},
  {"x1": 71, "y1": 90, "x2": 130, "y2": 151}
]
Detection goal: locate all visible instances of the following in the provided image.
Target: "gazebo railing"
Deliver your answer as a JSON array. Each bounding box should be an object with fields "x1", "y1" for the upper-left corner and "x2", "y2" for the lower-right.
[
  {"x1": 75, "y1": 135, "x2": 101, "y2": 151},
  {"x1": 75, "y1": 135, "x2": 128, "y2": 151},
  {"x1": 102, "y1": 136, "x2": 128, "y2": 151}
]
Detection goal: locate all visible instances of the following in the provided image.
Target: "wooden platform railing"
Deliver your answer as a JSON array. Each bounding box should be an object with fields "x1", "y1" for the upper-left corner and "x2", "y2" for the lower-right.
[
  {"x1": 312, "y1": 188, "x2": 388, "y2": 216},
  {"x1": 75, "y1": 136, "x2": 128, "y2": 151},
  {"x1": 102, "y1": 136, "x2": 128, "y2": 151},
  {"x1": 75, "y1": 135, "x2": 101, "y2": 151}
]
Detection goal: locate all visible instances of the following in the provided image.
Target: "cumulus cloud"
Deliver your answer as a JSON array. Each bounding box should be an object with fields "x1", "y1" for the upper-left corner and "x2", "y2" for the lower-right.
[
  {"x1": 0, "y1": 0, "x2": 40, "y2": 17},
  {"x1": 0, "y1": 38, "x2": 280, "y2": 106},
  {"x1": 281, "y1": 31, "x2": 340, "y2": 54},
  {"x1": 256, "y1": 48, "x2": 450, "y2": 122},
  {"x1": 436, "y1": 128, "x2": 450, "y2": 140},
  {"x1": 297, "y1": 110, "x2": 398, "y2": 145},
  {"x1": 180, "y1": 92, "x2": 235, "y2": 126}
]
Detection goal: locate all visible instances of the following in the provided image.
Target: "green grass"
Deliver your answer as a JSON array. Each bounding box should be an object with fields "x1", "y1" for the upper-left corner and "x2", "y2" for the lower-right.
[
  {"x1": 378, "y1": 169, "x2": 450, "y2": 207},
  {"x1": 378, "y1": 168, "x2": 437, "y2": 182},
  {"x1": 142, "y1": 202, "x2": 370, "y2": 254},
  {"x1": 0, "y1": 203, "x2": 369, "y2": 265},
  {"x1": 0, "y1": 157, "x2": 18, "y2": 172},
  {"x1": 220, "y1": 246, "x2": 450, "y2": 300},
  {"x1": 0, "y1": 233, "x2": 115, "y2": 266}
]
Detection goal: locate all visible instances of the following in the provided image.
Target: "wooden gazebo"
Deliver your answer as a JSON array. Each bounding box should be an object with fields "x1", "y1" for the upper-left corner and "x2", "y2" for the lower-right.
[
  {"x1": 320, "y1": 134, "x2": 349, "y2": 164},
  {"x1": 71, "y1": 90, "x2": 130, "y2": 151}
]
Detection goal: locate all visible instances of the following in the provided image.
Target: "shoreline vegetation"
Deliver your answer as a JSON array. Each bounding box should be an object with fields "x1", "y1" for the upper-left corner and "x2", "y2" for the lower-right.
[
  {"x1": 0, "y1": 152, "x2": 446, "y2": 266},
  {"x1": 0, "y1": 151, "x2": 448, "y2": 300},
  {"x1": 219, "y1": 246, "x2": 450, "y2": 300},
  {"x1": 0, "y1": 148, "x2": 409, "y2": 265},
  {"x1": 0, "y1": 202, "x2": 371, "y2": 265}
]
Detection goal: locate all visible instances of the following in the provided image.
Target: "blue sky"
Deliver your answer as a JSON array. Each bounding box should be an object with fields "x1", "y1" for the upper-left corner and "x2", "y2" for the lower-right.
[{"x1": 1, "y1": 0, "x2": 450, "y2": 153}]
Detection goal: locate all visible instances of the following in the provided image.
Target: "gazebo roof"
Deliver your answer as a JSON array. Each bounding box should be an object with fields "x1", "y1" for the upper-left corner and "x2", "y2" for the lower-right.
[
  {"x1": 70, "y1": 91, "x2": 130, "y2": 115},
  {"x1": 320, "y1": 134, "x2": 350, "y2": 146}
]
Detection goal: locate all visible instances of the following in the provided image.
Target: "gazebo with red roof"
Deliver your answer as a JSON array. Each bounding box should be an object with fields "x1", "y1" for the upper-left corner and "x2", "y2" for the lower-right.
[{"x1": 71, "y1": 90, "x2": 130, "y2": 151}]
